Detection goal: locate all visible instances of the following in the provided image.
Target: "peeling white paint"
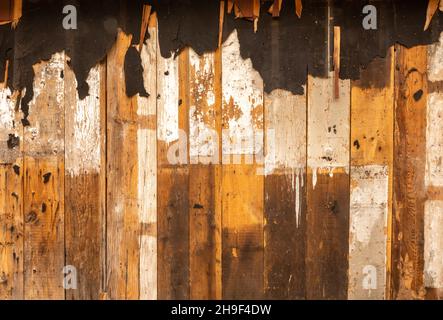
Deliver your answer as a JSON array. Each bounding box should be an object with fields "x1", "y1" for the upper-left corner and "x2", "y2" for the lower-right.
[
  {"x1": 66, "y1": 66, "x2": 101, "y2": 176},
  {"x1": 424, "y1": 200, "x2": 443, "y2": 288},
  {"x1": 425, "y1": 93, "x2": 443, "y2": 187},
  {"x1": 264, "y1": 89, "x2": 306, "y2": 175},
  {"x1": 189, "y1": 49, "x2": 218, "y2": 164},
  {"x1": 348, "y1": 165, "x2": 388, "y2": 300},
  {"x1": 0, "y1": 87, "x2": 15, "y2": 130},
  {"x1": 157, "y1": 53, "x2": 179, "y2": 143},
  {"x1": 307, "y1": 74, "x2": 350, "y2": 189},
  {"x1": 222, "y1": 30, "x2": 263, "y2": 157}
]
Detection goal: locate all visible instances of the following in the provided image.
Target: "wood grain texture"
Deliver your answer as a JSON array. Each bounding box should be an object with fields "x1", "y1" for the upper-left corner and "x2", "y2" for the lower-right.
[
  {"x1": 188, "y1": 48, "x2": 222, "y2": 300},
  {"x1": 392, "y1": 44, "x2": 427, "y2": 300},
  {"x1": 106, "y1": 32, "x2": 140, "y2": 300},
  {"x1": 306, "y1": 74, "x2": 350, "y2": 300},
  {"x1": 264, "y1": 89, "x2": 306, "y2": 300},
  {"x1": 23, "y1": 53, "x2": 65, "y2": 299},
  {"x1": 349, "y1": 50, "x2": 394, "y2": 300},
  {"x1": 64, "y1": 62, "x2": 105, "y2": 300},
  {"x1": 138, "y1": 22, "x2": 158, "y2": 301},
  {"x1": 0, "y1": 83, "x2": 23, "y2": 299},
  {"x1": 221, "y1": 30, "x2": 264, "y2": 300},
  {"x1": 424, "y1": 33, "x2": 443, "y2": 300},
  {"x1": 157, "y1": 46, "x2": 190, "y2": 300}
]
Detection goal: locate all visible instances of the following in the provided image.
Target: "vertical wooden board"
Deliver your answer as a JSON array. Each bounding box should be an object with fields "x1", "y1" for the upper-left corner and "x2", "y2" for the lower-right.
[
  {"x1": 264, "y1": 89, "x2": 306, "y2": 299},
  {"x1": 424, "y1": 35, "x2": 443, "y2": 299},
  {"x1": 349, "y1": 52, "x2": 394, "y2": 300},
  {"x1": 392, "y1": 45, "x2": 427, "y2": 300},
  {"x1": 64, "y1": 62, "x2": 104, "y2": 300},
  {"x1": 106, "y1": 32, "x2": 140, "y2": 300},
  {"x1": 306, "y1": 74, "x2": 350, "y2": 300},
  {"x1": 157, "y1": 46, "x2": 189, "y2": 299},
  {"x1": 138, "y1": 23, "x2": 158, "y2": 301},
  {"x1": 221, "y1": 30, "x2": 264, "y2": 300},
  {"x1": 188, "y1": 49, "x2": 222, "y2": 300},
  {"x1": 23, "y1": 53, "x2": 65, "y2": 299},
  {"x1": 424, "y1": 201, "x2": 443, "y2": 292},
  {"x1": 0, "y1": 85, "x2": 23, "y2": 299}
]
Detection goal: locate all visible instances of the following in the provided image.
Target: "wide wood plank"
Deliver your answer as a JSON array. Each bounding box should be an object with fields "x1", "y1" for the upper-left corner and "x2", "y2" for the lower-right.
[
  {"x1": 221, "y1": 30, "x2": 264, "y2": 300},
  {"x1": 349, "y1": 50, "x2": 394, "y2": 299},
  {"x1": 264, "y1": 88, "x2": 306, "y2": 300},
  {"x1": 23, "y1": 53, "x2": 65, "y2": 300},
  {"x1": 106, "y1": 32, "x2": 140, "y2": 300},
  {"x1": 64, "y1": 61, "x2": 105, "y2": 300},
  {"x1": 188, "y1": 48, "x2": 222, "y2": 300},
  {"x1": 306, "y1": 73, "x2": 350, "y2": 300}
]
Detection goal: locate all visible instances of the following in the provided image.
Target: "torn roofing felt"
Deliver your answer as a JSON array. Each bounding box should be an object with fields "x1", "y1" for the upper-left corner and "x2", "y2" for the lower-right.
[{"x1": 1, "y1": 0, "x2": 443, "y2": 126}]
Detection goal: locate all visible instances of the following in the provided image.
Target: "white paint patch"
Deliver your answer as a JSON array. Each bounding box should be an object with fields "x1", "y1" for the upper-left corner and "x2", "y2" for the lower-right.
[
  {"x1": 66, "y1": 66, "x2": 101, "y2": 176},
  {"x1": 424, "y1": 200, "x2": 443, "y2": 288},
  {"x1": 29, "y1": 52, "x2": 65, "y2": 107},
  {"x1": 348, "y1": 165, "x2": 388, "y2": 300},
  {"x1": 157, "y1": 53, "x2": 179, "y2": 143},
  {"x1": 0, "y1": 87, "x2": 15, "y2": 130},
  {"x1": 307, "y1": 74, "x2": 350, "y2": 189},
  {"x1": 189, "y1": 49, "x2": 218, "y2": 163},
  {"x1": 140, "y1": 234, "x2": 157, "y2": 300},
  {"x1": 222, "y1": 30, "x2": 263, "y2": 157},
  {"x1": 428, "y1": 32, "x2": 443, "y2": 82},
  {"x1": 264, "y1": 89, "x2": 306, "y2": 175},
  {"x1": 425, "y1": 93, "x2": 443, "y2": 187}
]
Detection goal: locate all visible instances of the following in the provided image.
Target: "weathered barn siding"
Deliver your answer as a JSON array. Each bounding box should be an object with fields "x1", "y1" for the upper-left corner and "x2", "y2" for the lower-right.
[{"x1": 2, "y1": 7, "x2": 443, "y2": 301}]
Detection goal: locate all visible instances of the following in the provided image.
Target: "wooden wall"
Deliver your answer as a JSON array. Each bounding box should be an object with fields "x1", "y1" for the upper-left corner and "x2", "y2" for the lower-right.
[{"x1": 1, "y1": 14, "x2": 443, "y2": 300}]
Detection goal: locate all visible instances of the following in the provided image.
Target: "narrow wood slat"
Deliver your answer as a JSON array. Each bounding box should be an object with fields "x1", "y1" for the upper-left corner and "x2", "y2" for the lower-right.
[
  {"x1": 139, "y1": 20, "x2": 158, "y2": 301},
  {"x1": 157, "y1": 46, "x2": 190, "y2": 300},
  {"x1": 106, "y1": 32, "x2": 140, "y2": 300},
  {"x1": 0, "y1": 84, "x2": 23, "y2": 299},
  {"x1": 424, "y1": 36, "x2": 443, "y2": 299},
  {"x1": 392, "y1": 44, "x2": 427, "y2": 300}
]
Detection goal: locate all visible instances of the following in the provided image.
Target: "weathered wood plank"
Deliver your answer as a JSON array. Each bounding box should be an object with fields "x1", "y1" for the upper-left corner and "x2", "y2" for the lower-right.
[
  {"x1": 106, "y1": 32, "x2": 140, "y2": 300},
  {"x1": 306, "y1": 73, "x2": 350, "y2": 300},
  {"x1": 221, "y1": 30, "x2": 264, "y2": 300},
  {"x1": 392, "y1": 44, "x2": 427, "y2": 300},
  {"x1": 188, "y1": 48, "x2": 222, "y2": 300},
  {"x1": 157, "y1": 45, "x2": 189, "y2": 300},
  {"x1": 424, "y1": 33, "x2": 443, "y2": 300},
  {"x1": 64, "y1": 61, "x2": 105, "y2": 300},
  {"x1": 264, "y1": 88, "x2": 306, "y2": 300},
  {"x1": 0, "y1": 85, "x2": 23, "y2": 299},
  {"x1": 349, "y1": 50, "x2": 394, "y2": 300},
  {"x1": 23, "y1": 53, "x2": 65, "y2": 299},
  {"x1": 138, "y1": 20, "x2": 158, "y2": 301}
]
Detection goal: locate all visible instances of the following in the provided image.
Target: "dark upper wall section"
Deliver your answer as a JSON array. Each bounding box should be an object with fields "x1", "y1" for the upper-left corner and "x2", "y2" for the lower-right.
[{"x1": 0, "y1": 0, "x2": 443, "y2": 125}]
